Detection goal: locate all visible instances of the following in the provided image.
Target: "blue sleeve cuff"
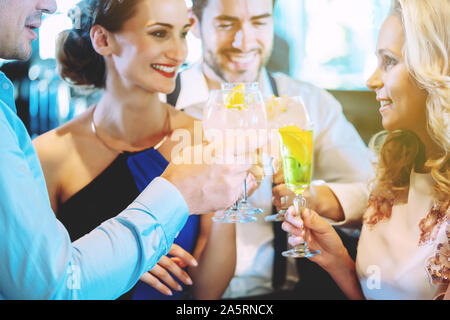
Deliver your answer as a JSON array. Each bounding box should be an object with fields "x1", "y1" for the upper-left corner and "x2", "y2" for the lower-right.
[{"x1": 131, "y1": 177, "x2": 189, "y2": 248}]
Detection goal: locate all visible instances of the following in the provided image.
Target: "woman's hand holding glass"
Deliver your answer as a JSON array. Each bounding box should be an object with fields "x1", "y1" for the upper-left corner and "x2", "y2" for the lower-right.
[
  {"x1": 277, "y1": 122, "x2": 320, "y2": 258},
  {"x1": 268, "y1": 182, "x2": 296, "y2": 222},
  {"x1": 264, "y1": 94, "x2": 320, "y2": 257},
  {"x1": 282, "y1": 206, "x2": 349, "y2": 268},
  {"x1": 264, "y1": 95, "x2": 311, "y2": 223}
]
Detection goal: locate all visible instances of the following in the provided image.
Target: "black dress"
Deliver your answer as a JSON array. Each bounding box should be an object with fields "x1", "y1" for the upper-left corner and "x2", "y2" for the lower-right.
[{"x1": 57, "y1": 148, "x2": 200, "y2": 300}]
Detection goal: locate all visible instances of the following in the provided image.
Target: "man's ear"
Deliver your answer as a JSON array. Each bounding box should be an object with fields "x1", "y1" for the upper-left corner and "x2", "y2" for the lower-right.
[
  {"x1": 90, "y1": 25, "x2": 113, "y2": 56},
  {"x1": 188, "y1": 8, "x2": 201, "y2": 39}
]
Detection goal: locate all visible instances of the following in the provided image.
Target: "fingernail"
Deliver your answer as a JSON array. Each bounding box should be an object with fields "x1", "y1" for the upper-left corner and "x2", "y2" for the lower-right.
[
  {"x1": 177, "y1": 284, "x2": 183, "y2": 291},
  {"x1": 186, "y1": 278, "x2": 193, "y2": 285},
  {"x1": 191, "y1": 259, "x2": 198, "y2": 267}
]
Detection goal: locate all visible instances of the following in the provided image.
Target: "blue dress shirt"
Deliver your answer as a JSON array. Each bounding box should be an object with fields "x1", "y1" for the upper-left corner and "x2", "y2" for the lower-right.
[{"x1": 0, "y1": 72, "x2": 189, "y2": 299}]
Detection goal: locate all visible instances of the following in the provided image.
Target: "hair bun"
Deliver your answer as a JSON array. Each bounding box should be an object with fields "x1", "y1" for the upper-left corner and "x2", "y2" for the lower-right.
[{"x1": 56, "y1": 28, "x2": 106, "y2": 88}]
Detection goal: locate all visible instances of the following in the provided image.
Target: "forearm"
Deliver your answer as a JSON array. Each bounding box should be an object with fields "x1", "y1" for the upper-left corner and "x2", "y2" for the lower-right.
[
  {"x1": 190, "y1": 220, "x2": 236, "y2": 300},
  {"x1": 311, "y1": 97, "x2": 372, "y2": 227},
  {"x1": 325, "y1": 253, "x2": 365, "y2": 300},
  {"x1": 69, "y1": 202, "x2": 186, "y2": 299},
  {"x1": 310, "y1": 184, "x2": 345, "y2": 222},
  {"x1": 1, "y1": 169, "x2": 188, "y2": 299},
  {"x1": 3, "y1": 94, "x2": 190, "y2": 299},
  {"x1": 305, "y1": 182, "x2": 369, "y2": 227},
  {"x1": 326, "y1": 182, "x2": 370, "y2": 228},
  {"x1": 1, "y1": 203, "x2": 162, "y2": 299}
]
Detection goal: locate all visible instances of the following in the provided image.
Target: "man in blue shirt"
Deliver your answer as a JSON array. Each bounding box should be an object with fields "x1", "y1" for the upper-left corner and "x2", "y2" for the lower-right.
[{"x1": 0, "y1": 0, "x2": 251, "y2": 299}]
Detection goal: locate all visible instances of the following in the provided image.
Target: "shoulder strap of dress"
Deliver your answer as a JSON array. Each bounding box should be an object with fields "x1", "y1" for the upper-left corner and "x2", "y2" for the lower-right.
[
  {"x1": 166, "y1": 73, "x2": 182, "y2": 108},
  {"x1": 268, "y1": 72, "x2": 280, "y2": 97}
]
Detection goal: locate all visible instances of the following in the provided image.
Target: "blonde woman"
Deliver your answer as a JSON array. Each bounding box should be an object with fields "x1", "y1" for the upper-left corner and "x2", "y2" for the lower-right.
[{"x1": 279, "y1": 0, "x2": 449, "y2": 299}]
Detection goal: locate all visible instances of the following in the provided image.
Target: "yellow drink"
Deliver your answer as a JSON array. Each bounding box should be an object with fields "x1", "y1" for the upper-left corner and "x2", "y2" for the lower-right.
[{"x1": 278, "y1": 126, "x2": 313, "y2": 195}]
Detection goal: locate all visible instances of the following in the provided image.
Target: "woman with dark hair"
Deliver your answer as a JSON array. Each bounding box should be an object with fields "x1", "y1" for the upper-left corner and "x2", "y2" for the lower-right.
[{"x1": 34, "y1": 0, "x2": 238, "y2": 300}]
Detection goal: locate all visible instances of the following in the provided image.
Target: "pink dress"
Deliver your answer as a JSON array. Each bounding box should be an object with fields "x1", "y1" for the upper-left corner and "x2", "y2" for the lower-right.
[{"x1": 356, "y1": 172, "x2": 449, "y2": 299}]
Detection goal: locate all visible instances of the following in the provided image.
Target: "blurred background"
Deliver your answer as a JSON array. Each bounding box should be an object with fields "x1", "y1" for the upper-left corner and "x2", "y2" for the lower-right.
[{"x1": 0, "y1": 0, "x2": 390, "y2": 143}]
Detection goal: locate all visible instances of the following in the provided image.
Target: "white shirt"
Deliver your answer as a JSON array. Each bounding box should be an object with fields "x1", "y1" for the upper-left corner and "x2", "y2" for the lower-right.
[
  {"x1": 166, "y1": 62, "x2": 372, "y2": 298},
  {"x1": 356, "y1": 172, "x2": 448, "y2": 300}
]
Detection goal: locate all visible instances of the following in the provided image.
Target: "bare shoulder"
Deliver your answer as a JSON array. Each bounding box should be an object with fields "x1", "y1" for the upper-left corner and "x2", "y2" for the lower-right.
[
  {"x1": 167, "y1": 104, "x2": 201, "y2": 145},
  {"x1": 32, "y1": 110, "x2": 93, "y2": 209},
  {"x1": 33, "y1": 112, "x2": 89, "y2": 167},
  {"x1": 33, "y1": 127, "x2": 70, "y2": 170},
  {"x1": 157, "y1": 105, "x2": 200, "y2": 161},
  {"x1": 168, "y1": 104, "x2": 198, "y2": 133}
]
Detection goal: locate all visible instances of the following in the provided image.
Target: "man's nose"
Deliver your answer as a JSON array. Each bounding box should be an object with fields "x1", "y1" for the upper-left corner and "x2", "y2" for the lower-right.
[
  {"x1": 37, "y1": 0, "x2": 57, "y2": 15},
  {"x1": 232, "y1": 23, "x2": 257, "y2": 52}
]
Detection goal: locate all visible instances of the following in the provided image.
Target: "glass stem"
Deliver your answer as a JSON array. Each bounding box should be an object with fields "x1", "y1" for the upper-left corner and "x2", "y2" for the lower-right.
[
  {"x1": 295, "y1": 194, "x2": 306, "y2": 210},
  {"x1": 294, "y1": 194, "x2": 308, "y2": 248},
  {"x1": 243, "y1": 180, "x2": 248, "y2": 202}
]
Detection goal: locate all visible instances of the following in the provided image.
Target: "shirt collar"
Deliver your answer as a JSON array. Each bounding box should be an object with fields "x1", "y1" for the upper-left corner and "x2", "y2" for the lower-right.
[
  {"x1": 177, "y1": 61, "x2": 210, "y2": 108},
  {"x1": 258, "y1": 68, "x2": 276, "y2": 99},
  {"x1": 178, "y1": 61, "x2": 275, "y2": 107},
  {"x1": 0, "y1": 71, "x2": 16, "y2": 113}
]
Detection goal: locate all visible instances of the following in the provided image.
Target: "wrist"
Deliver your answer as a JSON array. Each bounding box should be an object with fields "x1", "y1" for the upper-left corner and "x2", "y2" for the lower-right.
[
  {"x1": 330, "y1": 251, "x2": 356, "y2": 287},
  {"x1": 313, "y1": 185, "x2": 345, "y2": 222},
  {"x1": 328, "y1": 251, "x2": 364, "y2": 300},
  {"x1": 321, "y1": 247, "x2": 354, "y2": 276}
]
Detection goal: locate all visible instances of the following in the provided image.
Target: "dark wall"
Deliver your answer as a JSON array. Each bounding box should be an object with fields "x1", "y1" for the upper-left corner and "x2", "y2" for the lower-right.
[{"x1": 329, "y1": 89, "x2": 383, "y2": 145}]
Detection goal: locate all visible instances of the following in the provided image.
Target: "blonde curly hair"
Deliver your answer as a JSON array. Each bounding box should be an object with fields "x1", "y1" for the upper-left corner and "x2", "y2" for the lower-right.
[{"x1": 365, "y1": 0, "x2": 450, "y2": 227}]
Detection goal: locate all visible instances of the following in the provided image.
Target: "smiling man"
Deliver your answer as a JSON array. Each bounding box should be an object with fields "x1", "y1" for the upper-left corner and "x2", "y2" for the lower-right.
[
  {"x1": 198, "y1": 0, "x2": 274, "y2": 85},
  {"x1": 165, "y1": 0, "x2": 373, "y2": 300}
]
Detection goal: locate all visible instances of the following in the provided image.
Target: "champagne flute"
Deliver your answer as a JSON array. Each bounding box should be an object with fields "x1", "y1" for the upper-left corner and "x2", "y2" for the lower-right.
[
  {"x1": 264, "y1": 95, "x2": 310, "y2": 222},
  {"x1": 278, "y1": 123, "x2": 320, "y2": 258},
  {"x1": 203, "y1": 86, "x2": 267, "y2": 223}
]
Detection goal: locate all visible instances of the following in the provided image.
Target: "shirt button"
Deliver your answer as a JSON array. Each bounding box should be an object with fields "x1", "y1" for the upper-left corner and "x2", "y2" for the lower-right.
[{"x1": 2, "y1": 82, "x2": 10, "y2": 90}]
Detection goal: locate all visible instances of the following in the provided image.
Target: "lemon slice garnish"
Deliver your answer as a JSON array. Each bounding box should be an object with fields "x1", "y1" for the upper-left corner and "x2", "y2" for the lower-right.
[
  {"x1": 278, "y1": 126, "x2": 313, "y2": 165},
  {"x1": 266, "y1": 95, "x2": 292, "y2": 120},
  {"x1": 225, "y1": 84, "x2": 246, "y2": 110},
  {"x1": 265, "y1": 94, "x2": 278, "y2": 120}
]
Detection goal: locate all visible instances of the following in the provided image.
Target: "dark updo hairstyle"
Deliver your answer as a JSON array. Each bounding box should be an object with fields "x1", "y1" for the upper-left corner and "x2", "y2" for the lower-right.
[{"x1": 57, "y1": 0, "x2": 140, "y2": 88}]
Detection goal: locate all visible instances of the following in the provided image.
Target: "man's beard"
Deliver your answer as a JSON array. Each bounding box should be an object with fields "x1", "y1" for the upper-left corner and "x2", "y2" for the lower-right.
[
  {"x1": 12, "y1": 40, "x2": 32, "y2": 60},
  {"x1": 203, "y1": 48, "x2": 271, "y2": 83},
  {"x1": 0, "y1": 13, "x2": 41, "y2": 61},
  {"x1": 0, "y1": 35, "x2": 32, "y2": 61}
]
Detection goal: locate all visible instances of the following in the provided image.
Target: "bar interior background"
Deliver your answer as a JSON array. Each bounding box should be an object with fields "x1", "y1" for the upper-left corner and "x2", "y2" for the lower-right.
[{"x1": 0, "y1": 0, "x2": 391, "y2": 144}]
